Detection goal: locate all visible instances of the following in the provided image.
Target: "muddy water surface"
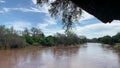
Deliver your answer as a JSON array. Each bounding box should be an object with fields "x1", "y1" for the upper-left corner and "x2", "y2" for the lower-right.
[{"x1": 0, "y1": 43, "x2": 120, "y2": 68}]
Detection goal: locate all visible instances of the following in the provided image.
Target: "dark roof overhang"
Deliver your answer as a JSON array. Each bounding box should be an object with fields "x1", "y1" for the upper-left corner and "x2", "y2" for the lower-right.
[{"x1": 71, "y1": 0, "x2": 120, "y2": 23}]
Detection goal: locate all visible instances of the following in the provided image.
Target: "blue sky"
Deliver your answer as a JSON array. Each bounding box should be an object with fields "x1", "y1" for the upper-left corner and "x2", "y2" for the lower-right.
[{"x1": 0, "y1": 0, "x2": 120, "y2": 39}]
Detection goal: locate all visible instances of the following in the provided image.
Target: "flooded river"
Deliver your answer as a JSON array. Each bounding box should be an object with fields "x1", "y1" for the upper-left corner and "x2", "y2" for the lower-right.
[{"x1": 0, "y1": 43, "x2": 120, "y2": 68}]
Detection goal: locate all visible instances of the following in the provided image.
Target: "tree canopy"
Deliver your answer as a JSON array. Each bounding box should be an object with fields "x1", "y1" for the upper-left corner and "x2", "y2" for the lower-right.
[
  {"x1": 0, "y1": 25, "x2": 87, "y2": 49},
  {"x1": 37, "y1": 0, "x2": 82, "y2": 31}
]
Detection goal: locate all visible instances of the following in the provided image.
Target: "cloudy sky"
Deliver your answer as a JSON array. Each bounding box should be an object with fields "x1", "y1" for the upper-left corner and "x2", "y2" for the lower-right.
[{"x1": 0, "y1": 0, "x2": 120, "y2": 39}]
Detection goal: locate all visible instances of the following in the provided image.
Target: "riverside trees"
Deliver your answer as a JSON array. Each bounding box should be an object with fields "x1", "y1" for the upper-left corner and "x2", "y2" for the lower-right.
[
  {"x1": 97, "y1": 33, "x2": 120, "y2": 45},
  {"x1": 0, "y1": 25, "x2": 86, "y2": 49},
  {"x1": 54, "y1": 31, "x2": 87, "y2": 45},
  {"x1": 0, "y1": 25, "x2": 25, "y2": 49}
]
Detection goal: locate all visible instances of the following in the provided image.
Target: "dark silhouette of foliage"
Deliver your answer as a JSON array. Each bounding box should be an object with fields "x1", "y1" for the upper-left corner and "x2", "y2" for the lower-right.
[
  {"x1": 99, "y1": 36, "x2": 112, "y2": 44},
  {"x1": 112, "y1": 33, "x2": 120, "y2": 43},
  {"x1": 97, "y1": 32, "x2": 120, "y2": 45},
  {"x1": 37, "y1": 0, "x2": 82, "y2": 31}
]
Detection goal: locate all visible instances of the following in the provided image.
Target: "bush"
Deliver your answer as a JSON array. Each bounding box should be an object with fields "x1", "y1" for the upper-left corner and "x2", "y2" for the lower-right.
[
  {"x1": 54, "y1": 32, "x2": 87, "y2": 45},
  {"x1": 25, "y1": 37, "x2": 34, "y2": 45},
  {"x1": 40, "y1": 37, "x2": 55, "y2": 46},
  {"x1": 0, "y1": 25, "x2": 26, "y2": 49}
]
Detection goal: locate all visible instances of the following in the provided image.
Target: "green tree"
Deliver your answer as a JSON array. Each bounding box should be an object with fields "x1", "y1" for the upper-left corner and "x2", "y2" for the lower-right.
[
  {"x1": 112, "y1": 32, "x2": 120, "y2": 43},
  {"x1": 40, "y1": 36, "x2": 55, "y2": 46},
  {"x1": 99, "y1": 35, "x2": 112, "y2": 45}
]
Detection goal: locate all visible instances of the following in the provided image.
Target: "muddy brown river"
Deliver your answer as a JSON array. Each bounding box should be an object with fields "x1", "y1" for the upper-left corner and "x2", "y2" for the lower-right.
[{"x1": 0, "y1": 43, "x2": 120, "y2": 68}]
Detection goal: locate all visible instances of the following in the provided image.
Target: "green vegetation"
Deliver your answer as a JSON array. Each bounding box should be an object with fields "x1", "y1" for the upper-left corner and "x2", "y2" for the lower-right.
[
  {"x1": 0, "y1": 25, "x2": 87, "y2": 49},
  {"x1": 88, "y1": 32, "x2": 120, "y2": 49},
  {"x1": 54, "y1": 32, "x2": 87, "y2": 46},
  {"x1": 0, "y1": 25, "x2": 26, "y2": 49},
  {"x1": 98, "y1": 33, "x2": 120, "y2": 45},
  {"x1": 98, "y1": 36, "x2": 113, "y2": 45}
]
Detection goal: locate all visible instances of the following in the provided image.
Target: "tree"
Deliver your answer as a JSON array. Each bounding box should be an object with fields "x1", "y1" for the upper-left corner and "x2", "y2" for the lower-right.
[
  {"x1": 112, "y1": 32, "x2": 120, "y2": 43},
  {"x1": 54, "y1": 31, "x2": 86, "y2": 45},
  {"x1": 37, "y1": 0, "x2": 82, "y2": 31},
  {"x1": 66, "y1": 31, "x2": 80, "y2": 45},
  {"x1": 31, "y1": 27, "x2": 44, "y2": 38},
  {"x1": 79, "y1": 36, "x2": 87, "y2": 43},
  {"x1": 22, "y1": 28, "x2": 30, "y2": 37},
  {"x1": 99, "y1": 35, "x2": 112, "y2": 45},
  {"x1": 54, "y1": 33, "x2": 67, "y2": 45},
  {"x1": 40, "y1": 36, "x2": 55, "y2": 46},
  {"x1": 0, "y1": 25, "x2": 26, "y2": 49}
]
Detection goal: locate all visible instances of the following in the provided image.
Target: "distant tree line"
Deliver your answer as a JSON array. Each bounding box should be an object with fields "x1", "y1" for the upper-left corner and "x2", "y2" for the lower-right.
[
  {"x1": 98, "y1": 33, "x2": 120, "y2": 45},
  {"x1": 0, "y1": 25, "x2": 87, "y2": 49},
  {"x1": 89, "y1": 33, "x2": 120, "y2": 45}
]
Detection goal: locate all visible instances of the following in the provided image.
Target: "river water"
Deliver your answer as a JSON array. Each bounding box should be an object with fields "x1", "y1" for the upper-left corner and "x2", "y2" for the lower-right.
[{"x1": 0, "y1": 43, "x2": 120, "y2": 68}]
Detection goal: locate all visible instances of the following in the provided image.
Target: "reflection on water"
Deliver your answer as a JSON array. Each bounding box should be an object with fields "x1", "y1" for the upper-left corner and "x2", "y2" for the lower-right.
[{"x1": 0, "y1": 43, "x2": 120, "y2": 68}]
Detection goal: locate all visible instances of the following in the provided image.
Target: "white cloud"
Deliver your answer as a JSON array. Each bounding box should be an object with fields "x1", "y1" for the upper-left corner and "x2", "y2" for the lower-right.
[
  {"x1": 45, "y1": 18, "x2": 56, "y2": 25},
  {"x1": 79, "y1": 10, "x2": 94, "y2": 22},
  {"x1": 5, "y1": 21, "x2": 32, "y2": 31},
  {"x1": 0, "y1": 10, "x2": 4, "y2": 13},
  {"x1": 73, "y1": 20, "x2": 120, "y2": 38},
  {"x1": 32, "y1": 0, "x2": 36, "y2": 4},
  {"x1": 21, "y1": 1, "x2": 50, "y2": 13},
  {"x1": 18, "y1": 7, "x2": 43, "y2": 12},
  {"x1": 0, "y1": 0, "x2": 5, "y2": 3},
  {"x1": 0, "y1": 0, "x2": 49, "y2": 13},
  {"x1": 37, "y1": 17, "x2": 56, "y2": 29},
  {"x1": 0, "y1": 0, "x2": 50, "y2": 14},
  {"x1": 4, "y1": 7, "x2": 43, "y2": 13},
  {"x1": 37, "y1": 17, "x2": 64, "y2": 36},
  {"x1": 3, "y1": 8, "x2": 10, "y2": 12},
  {"x1": 37, "y1": 23, "x2": 49, "y2": 29},
  {"x1": 37, "y1": 21, "x2": 64, "y2": 36},
  {"x1": 31, "y1": 0, "x2": 55, "y2": 4},
  {"x1": 0, "y1": 8, "x2": 9, "y2": 13},
  {"x1": 42, "y1": 28, "x2": 65, "y2": 36},
  {"x1": 0, "y1": 5, "x2": 49, "y2": 13}
]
